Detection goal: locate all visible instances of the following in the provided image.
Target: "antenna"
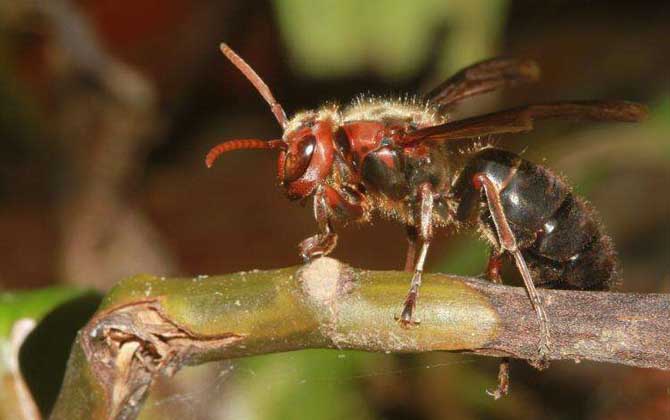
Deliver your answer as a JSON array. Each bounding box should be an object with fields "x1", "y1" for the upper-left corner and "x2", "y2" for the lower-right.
[
  {"x1": 220, "y1": 43, "x2": 288, "y2": 128},
  {"x1": 205, "y1": 139, "x2": 285, "y2": 168}
]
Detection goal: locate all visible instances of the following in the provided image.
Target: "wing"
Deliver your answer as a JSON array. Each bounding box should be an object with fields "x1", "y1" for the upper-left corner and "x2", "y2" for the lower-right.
[
  {"x1": 401, "y1": 100, "x2": 648, "y2": 145},
  {"x1": 426, "y1": 57, "x2": 541, "y2": 109}
]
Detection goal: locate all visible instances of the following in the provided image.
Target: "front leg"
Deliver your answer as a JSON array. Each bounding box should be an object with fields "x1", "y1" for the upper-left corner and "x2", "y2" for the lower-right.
[
  {"x1": 398, "y1": 183, "x2": 434, "y2": 326},
  {"x1": 299, "y1": 185, "x2": 338, "y2": 261},
  {"x1": 299, "y1": 184, "x2": 365, "y2": 261}
]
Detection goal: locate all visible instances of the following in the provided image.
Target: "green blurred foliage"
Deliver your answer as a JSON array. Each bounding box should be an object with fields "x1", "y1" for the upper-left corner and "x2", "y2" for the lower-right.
[
  {"x1": 649, "y1": 94, "x2": 670, "y2": 159},
  {"x1": 433, "y1": 235, "x2": 489, "y2": 277},
  {"x1": 230, "y1": 350, "x2": 377, "y2": 420},
  {"x1": 0, "y1": 287, "x2": 86, "y2": 339},
  {"x1": 274, "y1": 0, "x2": 506, "y2": 80}
]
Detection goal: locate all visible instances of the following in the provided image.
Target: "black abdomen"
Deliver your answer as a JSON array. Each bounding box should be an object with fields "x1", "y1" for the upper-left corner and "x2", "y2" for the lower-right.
[
  {"x1": 453, "y1": 148, "x2": 619, "y2": 290},
  {"x1": 523, "y1": 193, "x2": 619, "y2": 290}
]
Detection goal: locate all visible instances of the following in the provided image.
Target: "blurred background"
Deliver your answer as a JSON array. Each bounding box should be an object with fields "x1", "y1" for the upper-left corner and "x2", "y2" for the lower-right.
[{"x1": 0, "y1": 0, "x2": 668, "y2": 419}]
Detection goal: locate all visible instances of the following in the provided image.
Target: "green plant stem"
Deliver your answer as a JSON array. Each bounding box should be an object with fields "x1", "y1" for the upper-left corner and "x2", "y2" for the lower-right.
[{"x1": 50, "y1": 258, "x2": 670, "y2": 420}]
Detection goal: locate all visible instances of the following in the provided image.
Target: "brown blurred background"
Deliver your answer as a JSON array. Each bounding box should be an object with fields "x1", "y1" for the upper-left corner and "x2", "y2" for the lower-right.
[{"x1": 0, "y1": 0, "x2": 668, "y2": 419}]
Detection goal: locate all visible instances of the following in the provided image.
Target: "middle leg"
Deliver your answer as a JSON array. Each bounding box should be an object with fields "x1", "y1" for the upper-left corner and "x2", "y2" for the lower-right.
[
  {"x1": 398, "y1": 183, "x2": 435, "y2": 327},
  {"x1": 404, "y1": 225, "x2": 419, "y2": 272}
]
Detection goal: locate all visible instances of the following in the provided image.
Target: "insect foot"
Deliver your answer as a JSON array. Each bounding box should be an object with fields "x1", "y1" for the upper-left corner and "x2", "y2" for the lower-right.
[
  {"x1": 485, "y1": 360, "x2": 510, "y2": 400},
  {"x1": 529, "y1": 341, "x2": 551, "y2": 370},
  {"x1": 396, "y1": 296, "x2": 422, "y2": 328},
  {"x1": 530, "y1": 301, "x2": 551, "y2": 370},
  {"x1": 299, "y1": 233, "x2": 338, "y2": 262},
  {"x1": 395, "y1": 272, "x2": 423, "y2": 328}
]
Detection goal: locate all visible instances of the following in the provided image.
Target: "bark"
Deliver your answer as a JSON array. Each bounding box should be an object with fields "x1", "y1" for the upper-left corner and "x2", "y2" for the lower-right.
[{"x1": 50, "y1": 257, "x2": 670, "y2": 420}]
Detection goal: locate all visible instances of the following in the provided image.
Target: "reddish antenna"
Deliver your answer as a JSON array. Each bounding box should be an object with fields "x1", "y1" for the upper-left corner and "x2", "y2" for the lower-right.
[
  {"x1": 220, "y1": 43, "x2": 288, "y2": 128},
  {"x1": 205, "y1": 139, "x2": 285, "y2": 168}
]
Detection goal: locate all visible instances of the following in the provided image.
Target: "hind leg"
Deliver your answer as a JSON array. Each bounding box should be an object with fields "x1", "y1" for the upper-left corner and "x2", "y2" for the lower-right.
[
  {"x1": 473, "y1": 173, "x2": 551, "y2": 365},
  {"x1": 484, "y1": 250, "x2": 511, "y2": 399}
]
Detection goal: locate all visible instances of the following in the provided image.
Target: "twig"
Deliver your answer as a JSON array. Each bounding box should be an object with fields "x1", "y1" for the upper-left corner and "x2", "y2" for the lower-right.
[{"x1": 50, "y1": 257, "x2": 670, "y2": 420}]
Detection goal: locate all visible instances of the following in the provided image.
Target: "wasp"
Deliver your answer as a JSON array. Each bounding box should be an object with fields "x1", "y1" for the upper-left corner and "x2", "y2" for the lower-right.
[{"x1": 206, "y1": 44, "x2": 646, "y2": 397}]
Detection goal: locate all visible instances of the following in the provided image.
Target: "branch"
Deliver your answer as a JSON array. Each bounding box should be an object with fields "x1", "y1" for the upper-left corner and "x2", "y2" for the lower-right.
[{"x1": 50, "y1": 258, "x2": 670, "y2": 420}]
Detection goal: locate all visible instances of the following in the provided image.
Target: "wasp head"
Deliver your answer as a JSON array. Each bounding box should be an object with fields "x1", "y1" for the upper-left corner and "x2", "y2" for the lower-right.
[
  {"x1": 205, "y1": 44, "x2": 335, "y2": 201},
  {"x1": 278, "y1": 116, "x2": 335, "y2": 200}
]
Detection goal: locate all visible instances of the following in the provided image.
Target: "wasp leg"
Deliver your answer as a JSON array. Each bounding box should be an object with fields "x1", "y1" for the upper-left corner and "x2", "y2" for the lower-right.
[
  {"x1": 299, "y1": 185, "x2": 365, "y2": 261},
  {"x1": 404, "y1": 225, "x2": 419, "y2": 272},
  {"x1": 487, "y1": 359, "x2": 510, "y2": 400},
  {"x1": 484, "y1": 250, "x2": 511, "y2": 399},
  {"x1": 299, "y1": 185, "x2": 338, "y2": 261},
  {"x1": 485, "y1": 250, "x2": 504, "y2": 283},
  {"x1": 398, "y1": 183, "x2": 434, "y2": 327},
  {"x1": 473, "y1": 173, "x2": 551, "y2": 366}
]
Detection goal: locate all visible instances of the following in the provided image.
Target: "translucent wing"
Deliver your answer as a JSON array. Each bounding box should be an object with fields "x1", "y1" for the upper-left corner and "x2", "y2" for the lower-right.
[
  {"x1": 401, "y1": 101, "x2": 648, "y2": 145},
  {"x1": 426, "y1": 57, "x2": 540, "y2": 109}
]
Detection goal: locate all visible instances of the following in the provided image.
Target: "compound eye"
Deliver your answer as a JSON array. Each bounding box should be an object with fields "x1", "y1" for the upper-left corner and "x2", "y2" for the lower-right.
[{"x1": 284, "y1": 135, "x2": 316, "y2": 182}]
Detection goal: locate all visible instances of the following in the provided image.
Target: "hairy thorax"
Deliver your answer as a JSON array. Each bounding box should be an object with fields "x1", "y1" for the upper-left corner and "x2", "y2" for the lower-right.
[{"x1": 286, "y1": 97, "x2": 468, "y2": 227}]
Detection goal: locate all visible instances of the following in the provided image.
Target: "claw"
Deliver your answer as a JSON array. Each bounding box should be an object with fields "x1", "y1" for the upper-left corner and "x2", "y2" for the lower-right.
[
  {"x1": 395, "y1": 291, "x2": 421, "y2": 328},
  {"x1": 486, "y1": 358, "x2": 510, "y2": 399},
  {"x1": 299, "y1": 233, "x2": 338, "y2": 261},
  {"x1": 486, "y1": 388, "x2": 505, "y2": 400},
  {"x1": 394, "y1": 314, "x2": 421, "y2": 328},
  {"x1": 527, "y1": 338, "x2": 551, "y2": 370}
]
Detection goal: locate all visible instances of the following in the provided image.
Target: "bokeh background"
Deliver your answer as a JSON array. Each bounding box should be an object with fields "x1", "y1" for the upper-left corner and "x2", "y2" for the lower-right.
[{"x1": 0, "y1": 0, "x2": 669, "y2": 419}]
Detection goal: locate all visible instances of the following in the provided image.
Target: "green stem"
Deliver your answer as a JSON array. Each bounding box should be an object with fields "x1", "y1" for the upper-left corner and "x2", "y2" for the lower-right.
[{"x1": 50, "y1": 258, "x2": 670, "y2": 420}]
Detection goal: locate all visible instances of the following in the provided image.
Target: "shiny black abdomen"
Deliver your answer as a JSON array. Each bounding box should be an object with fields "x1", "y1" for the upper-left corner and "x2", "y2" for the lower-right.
[{"x1": 452, "y1": 147, "x2": 618, "y2": 290}]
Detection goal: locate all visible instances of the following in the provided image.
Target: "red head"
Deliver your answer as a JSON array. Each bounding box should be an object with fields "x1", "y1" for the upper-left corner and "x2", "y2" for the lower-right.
[{"x1": 206, "y1": 44, "x2": 334, "y2": 200}]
